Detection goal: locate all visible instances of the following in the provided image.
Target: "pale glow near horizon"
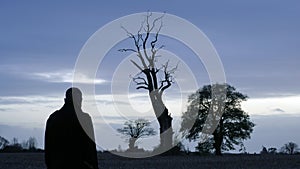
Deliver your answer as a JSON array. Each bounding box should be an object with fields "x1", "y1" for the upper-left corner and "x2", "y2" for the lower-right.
[
  {"x1": 242, "y1": 95, "x2": 300, "y2": 116},
  {"x1": 1, "y1": 94, "x2": 300, "y2": 128},
  {"x1": 1, "y1": 94, "x2": 300, "y2": 151}
]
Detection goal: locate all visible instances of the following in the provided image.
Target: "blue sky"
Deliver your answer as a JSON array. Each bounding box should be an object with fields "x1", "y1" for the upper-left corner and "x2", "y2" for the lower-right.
[{"x1": 0, "y1": 1, "x2": 300, "y2": 153}]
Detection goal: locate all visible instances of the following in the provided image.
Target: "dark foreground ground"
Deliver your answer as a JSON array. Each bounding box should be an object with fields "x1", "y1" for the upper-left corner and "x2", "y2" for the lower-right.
[{"x1": 0, "y1": 152, "x2": 299, "y2": 169}]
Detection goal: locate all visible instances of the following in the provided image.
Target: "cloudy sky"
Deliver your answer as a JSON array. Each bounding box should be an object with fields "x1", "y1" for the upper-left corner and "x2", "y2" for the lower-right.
[{"x1": 0, "y1": 0, "x2": 300, "y2": 153}]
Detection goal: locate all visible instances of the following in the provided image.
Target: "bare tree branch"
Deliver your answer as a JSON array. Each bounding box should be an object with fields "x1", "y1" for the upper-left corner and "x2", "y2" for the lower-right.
[
  {"x1": 150, "y1": 12, "x2": 165, "y2": 32},
  {"x1": 138, "y1": 18, "x2": 146, "y2": 34},
  {"x1": 150, "y1": 20, "x2": 163, "y2": 50},
  {"x1": 158, "y1": 60, "x2": 179, "y2": 94},
  {"x1": 142, "y1": 13, "x2": 151, "y2": 62},
  {"x1": 132, "y1": 76, "x2": 149, "y2": 90},
  {"x1": 121, "y1": 26, "x2": 148, "y2": 69},
  {"x1": 133, "y1": 76, "x2": 148, "y2": 86},
  {"x1": 130, "y1": 60, "x2": 143, "y2": 71},
  {"x1": 118, "y1": 49, "x2": 137, "y2": 53},
  {"x1": 160, "y1": 80, "x2": 171, "y2": 93},
  {"x1": 120, "y1": 12, "x2": 177, "y2": 95},
  {"x1": 121, "y1": 26, "x2": 133, "y2": 36},
  {"x1": 149, "y1": 14, "x2": 164, "y2": 68},
  {"x1": 136, "y1": 86, "x2": 149, "y2": 90},
  {"x1": 169, "y1": 61, "x2": 179, "y2": 74}
]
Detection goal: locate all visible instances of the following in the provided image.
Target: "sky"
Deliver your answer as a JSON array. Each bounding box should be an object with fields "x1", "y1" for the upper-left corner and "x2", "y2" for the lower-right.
[{"x1": 0, "y1": 0, "x2": 300, "y2": 153}]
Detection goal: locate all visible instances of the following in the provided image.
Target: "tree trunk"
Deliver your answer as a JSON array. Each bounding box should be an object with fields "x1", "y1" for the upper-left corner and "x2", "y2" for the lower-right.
[
  {"x1": 158, "y1": 107, "x2": 173, "y2": 149},
  {"x1": 129, "y1": 138, "x2": 137, "y2": 150},
  {"x1": 215, "y1": 148, "x2": 222, "y2": 155},
  {"x1": 149, "y1": 90, "x2": 173, "y2": 149},
  {"x1": 213, "y1": 127, "x2": 223, "y2": 156},
  {"x1": 213, "y1": 134, "x2": 222, "y2": 155}
]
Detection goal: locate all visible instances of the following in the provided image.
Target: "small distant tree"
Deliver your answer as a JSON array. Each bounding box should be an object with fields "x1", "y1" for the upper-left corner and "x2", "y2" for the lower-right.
[
  {"x1": 239, "y1": 142, "x2": 247, "y2": 154},
  {"x1": 12, "y1": 137, "x2": 19, "y2": 146},
  {"x1": 2, "y1": 137, "x2": 23, "y2": 152},
  {"x1": 0, "y1": 136, "x2": 9, "y2": 150},
  {"x1": 280, "y1": 142, "x2": 299, "y2": 154},
  {"x1": 117, "y1": 119, "x2": 156, "y2": 150},
  {"x1": 27, "y1": 137, "x2": 37, "y2": 150},
  {"x1": 117, "y1": 145, "x2": 123, "y2": 152},
  {"x1": 260, "y1": 146, "x2": 268, "y2": 154},
  {"x1": 21, "y1": 140, "x2": 29, "y2": 149},
  {"x1": 11, "y1": 137, "x2": 22, "y2": 149},
  {"x1": 268, "y1": 147, "x2": 277, "y2": 154}
]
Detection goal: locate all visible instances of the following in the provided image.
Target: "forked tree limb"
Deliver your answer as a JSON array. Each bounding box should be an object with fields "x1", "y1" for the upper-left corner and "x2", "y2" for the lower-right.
[{"x1": 133, "y1": 76, "x2": 149, "y2": 90}]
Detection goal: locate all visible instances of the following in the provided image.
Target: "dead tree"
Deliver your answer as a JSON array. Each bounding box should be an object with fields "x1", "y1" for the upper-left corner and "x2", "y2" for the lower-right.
[
  {"x1": 119, "y1": 12, "x2": 177, "y2": 149},
  {"x1": 117, "y1": 119, "x2": 156, "y2": 150}
]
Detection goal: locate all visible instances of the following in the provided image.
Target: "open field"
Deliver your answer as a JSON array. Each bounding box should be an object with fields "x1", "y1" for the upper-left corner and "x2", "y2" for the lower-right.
[{"x1": 0, "y1": 152, "x2": 299, "y2": 169}]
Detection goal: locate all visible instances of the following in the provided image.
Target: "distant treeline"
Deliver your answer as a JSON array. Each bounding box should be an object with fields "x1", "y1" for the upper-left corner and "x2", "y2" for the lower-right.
[
  {"x1": 259, "y1": 142, "x2": 300, "y2": 155},
  {"x1": 1, "y1": 135, "x2": 299, "y2": 155},
  {"x1": 109, "y1": 141, "x2": 300, "y2": 156},
  {"x1": 0, "y1": 136, "x2": 43, "y2": 153}
]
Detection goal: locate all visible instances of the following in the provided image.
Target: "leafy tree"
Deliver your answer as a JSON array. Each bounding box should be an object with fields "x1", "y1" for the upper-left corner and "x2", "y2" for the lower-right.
[
  {"x1": 280, "y1": 142, "x2": 299, "y2": 154},
  {"x1": 180, "y1": 84, "x2": 255, "y2": 155},
  {"x1": 119, "y1": 12, "x2": 177, "y2": 148},
  {"x1": 117, "y1": 119, "x2": 156, "y2": 150},
  {"x1": 195, "y1": 138, "x2": 214, "y2": 155}
]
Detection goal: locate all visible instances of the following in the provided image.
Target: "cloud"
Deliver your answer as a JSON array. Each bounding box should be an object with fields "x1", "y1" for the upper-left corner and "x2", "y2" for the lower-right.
[
  {"x1": 272, "y1": 108, "x2": 285, "y2": 113},
  {"x1": 0, "y1": 108, "x2": 8, "y2": 111},
  {"x1": 0, "y1": 95, "x2": 63, "y2": 126},
  {"x1": 32, "y1": 69, "x2": 107, "y2": 84},
  {"x1": 241, "y1": 95, "x2": 300, "y2": 116},
  {"x1": 0, "y1": 96, "x2": 60, "y2": 104},
  {"x1": 95, "y1": 115, "x2": 156, "y2": 122}
]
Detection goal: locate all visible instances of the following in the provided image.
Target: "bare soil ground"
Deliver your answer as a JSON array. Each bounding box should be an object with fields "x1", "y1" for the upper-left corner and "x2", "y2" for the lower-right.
[{"x1": 0, "y1": 152, "x2": 299, "y2": 169}]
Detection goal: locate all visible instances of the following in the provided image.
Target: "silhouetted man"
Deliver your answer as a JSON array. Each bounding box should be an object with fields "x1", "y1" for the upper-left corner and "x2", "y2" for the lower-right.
[{"x1": 45, "y1": 87, "x2": 99, "y2": 169}]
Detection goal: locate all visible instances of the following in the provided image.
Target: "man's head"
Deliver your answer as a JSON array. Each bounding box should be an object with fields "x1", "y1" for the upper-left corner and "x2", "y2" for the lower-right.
[{"x1": 65, "y1": 87, "x2": 82, "y2": 109}]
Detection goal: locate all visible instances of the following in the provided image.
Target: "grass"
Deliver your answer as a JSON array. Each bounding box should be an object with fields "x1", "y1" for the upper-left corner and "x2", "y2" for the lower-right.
[{"x1": 0, "y1": 152, "x2": 299, "y2": 169}]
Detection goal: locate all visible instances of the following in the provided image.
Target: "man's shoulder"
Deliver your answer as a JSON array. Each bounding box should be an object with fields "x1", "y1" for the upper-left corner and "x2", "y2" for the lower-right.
[
  {"x1": 46, "y1": 110, "x2": 62, "y2": 123},
  {"x1": 48, "y1": 110, "x2": 60, "y2": 118},
  {"x1": 80, "y1": 112, "x2": 92, "y2": 120},
  {"x1": 82, "y1": 111, "x2": 91, "y2": 116}
]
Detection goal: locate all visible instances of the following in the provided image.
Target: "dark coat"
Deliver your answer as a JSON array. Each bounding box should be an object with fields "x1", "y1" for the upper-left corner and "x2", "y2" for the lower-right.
[{"x1": 45, "y1": 104, "x2": 99, "y2": 169}]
